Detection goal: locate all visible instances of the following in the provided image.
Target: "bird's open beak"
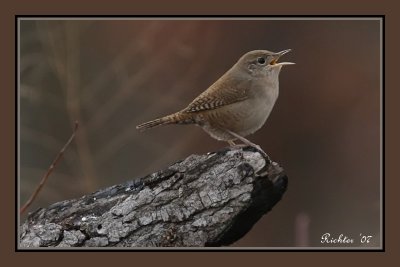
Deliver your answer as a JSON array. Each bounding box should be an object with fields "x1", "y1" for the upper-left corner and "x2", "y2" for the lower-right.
[{"x1": 270, "y1": 49, "x2": 295, "y2": 66}]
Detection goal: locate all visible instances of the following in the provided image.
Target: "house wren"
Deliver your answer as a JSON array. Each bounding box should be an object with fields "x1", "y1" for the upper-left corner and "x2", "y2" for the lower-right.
[{"x1": 136, "y1": 49, "x2": 294, "y2": 151}]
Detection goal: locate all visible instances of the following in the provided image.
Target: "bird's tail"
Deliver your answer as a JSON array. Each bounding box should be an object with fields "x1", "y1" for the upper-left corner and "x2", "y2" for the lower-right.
[{"x1": 136, "y1": 112, "x2": 194, "y2": 131}]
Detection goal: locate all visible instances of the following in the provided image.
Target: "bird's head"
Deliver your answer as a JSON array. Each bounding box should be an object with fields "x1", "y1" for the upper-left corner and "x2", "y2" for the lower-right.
[{"x1": 236, "y1": 49, "x2": 294, "y2": 79}]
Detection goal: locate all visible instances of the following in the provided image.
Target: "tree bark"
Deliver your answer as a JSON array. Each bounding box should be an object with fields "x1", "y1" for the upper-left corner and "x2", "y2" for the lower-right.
[{"x1": 20, "y1": 146, "x2": 288, "y2": 248}]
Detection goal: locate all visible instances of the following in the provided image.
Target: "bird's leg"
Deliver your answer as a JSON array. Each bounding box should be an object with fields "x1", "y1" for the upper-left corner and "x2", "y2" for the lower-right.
[
  {"x1": 228, "y1": 140, "x2": 236, "y2": 147},
  {"x1": 225, "y1": 129, "x2": 271, "y2": 162},
  {"x1": 227, "y1": 140, "x2": 248, "y2": 149},
  {"x1": 225, "y1": 129, "x2": 261, "y2": 150}
]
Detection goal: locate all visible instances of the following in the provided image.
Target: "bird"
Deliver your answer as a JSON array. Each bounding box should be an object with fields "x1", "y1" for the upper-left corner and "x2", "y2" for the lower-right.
[{"x1": 136, "y1": 49, "x2": 294, "y2": 154}]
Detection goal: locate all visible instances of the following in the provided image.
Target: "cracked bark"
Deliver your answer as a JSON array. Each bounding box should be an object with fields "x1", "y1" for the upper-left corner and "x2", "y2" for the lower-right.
[{"x1": 19, "y1": 146, "x2": 288, "y2": 248}]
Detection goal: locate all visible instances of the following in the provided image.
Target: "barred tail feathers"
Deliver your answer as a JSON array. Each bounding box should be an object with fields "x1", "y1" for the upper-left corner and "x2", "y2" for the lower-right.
[{"x1": 136, "y1": 112, "x2": 194, "y2": 131}]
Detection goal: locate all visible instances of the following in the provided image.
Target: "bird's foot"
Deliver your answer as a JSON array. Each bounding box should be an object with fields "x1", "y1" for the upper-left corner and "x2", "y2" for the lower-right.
[
  {"x1": 228, "y1": 140, "x2": 247, "y2": 149},
  {"x1": 225, "y1": 131, "x2": 272, "y2": 163}
]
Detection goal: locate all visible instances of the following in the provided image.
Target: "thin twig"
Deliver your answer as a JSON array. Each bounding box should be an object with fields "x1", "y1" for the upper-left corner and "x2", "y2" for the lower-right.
[{"x1": 20, "y1": 121, "x2": 79, "y2": 215}]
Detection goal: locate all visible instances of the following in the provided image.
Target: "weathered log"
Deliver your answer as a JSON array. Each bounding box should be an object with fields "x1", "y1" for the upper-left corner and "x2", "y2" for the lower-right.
[{"x1": 20, "y1": 146, "x2": 288, "y2": 248}]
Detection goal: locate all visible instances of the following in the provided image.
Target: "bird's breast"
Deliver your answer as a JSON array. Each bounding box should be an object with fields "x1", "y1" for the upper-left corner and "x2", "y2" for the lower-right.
[{"x1": 198, "y1": 80, "x2": 280, "y2": 140}]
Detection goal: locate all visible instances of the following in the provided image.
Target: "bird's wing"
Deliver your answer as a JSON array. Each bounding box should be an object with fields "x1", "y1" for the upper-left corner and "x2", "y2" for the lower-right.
[{"x1": 183, "y1": 80, "x2": 248, "y2": 113}]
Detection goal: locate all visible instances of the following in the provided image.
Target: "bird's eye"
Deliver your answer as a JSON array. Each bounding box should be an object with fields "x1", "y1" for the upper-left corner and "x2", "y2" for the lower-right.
[{"x1": 257, "y1": 57, "x2": 266, "y2": 64}]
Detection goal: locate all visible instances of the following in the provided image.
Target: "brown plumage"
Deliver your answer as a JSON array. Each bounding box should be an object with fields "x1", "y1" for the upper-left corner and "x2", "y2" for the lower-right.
[
  {"x1": 136, "y1": 112, "x2": 195, "y2": 130},
  {"x1": 136, "y1": 49, "x2": 294, "y2": 148}
]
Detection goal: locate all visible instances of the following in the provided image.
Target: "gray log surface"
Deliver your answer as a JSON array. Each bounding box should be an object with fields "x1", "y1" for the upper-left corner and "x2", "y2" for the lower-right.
[{"x1": 20, "y1": 146, "x2": 288, "y2": 248}]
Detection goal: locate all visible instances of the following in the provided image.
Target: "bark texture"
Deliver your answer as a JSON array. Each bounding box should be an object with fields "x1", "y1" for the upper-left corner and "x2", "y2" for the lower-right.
[{"x1": 20, "y1": 146, "x2": 288, "y2": 248}]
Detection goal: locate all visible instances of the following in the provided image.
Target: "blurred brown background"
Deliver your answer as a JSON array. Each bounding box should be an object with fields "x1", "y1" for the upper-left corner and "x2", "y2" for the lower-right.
[{"x1": 19, "y1": 19, "x2": 381, "y2": 247}]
